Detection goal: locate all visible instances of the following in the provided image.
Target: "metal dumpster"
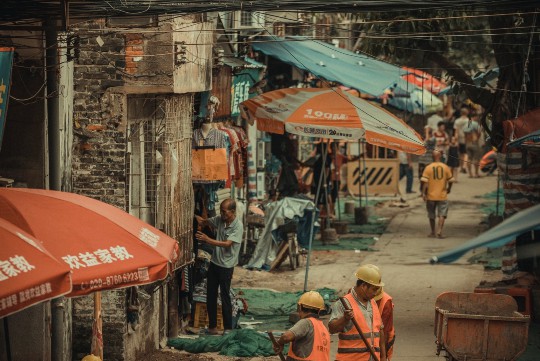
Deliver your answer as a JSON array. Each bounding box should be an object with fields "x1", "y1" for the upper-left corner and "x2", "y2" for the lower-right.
[{"x1": 434, "y1": 292, "x2": 530, "y2": 361}]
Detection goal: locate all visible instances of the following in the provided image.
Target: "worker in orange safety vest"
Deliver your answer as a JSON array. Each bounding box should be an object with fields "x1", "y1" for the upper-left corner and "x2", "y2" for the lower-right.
[
  {"x1": 365, "y1": 264, "x2": 395, "y2": 360},
  {"x1": 273, "y1": 290, "x2": 330, "y2": 361},
  {"x1": 329, "y1": 265, "x2": 387, "y2": 361}
]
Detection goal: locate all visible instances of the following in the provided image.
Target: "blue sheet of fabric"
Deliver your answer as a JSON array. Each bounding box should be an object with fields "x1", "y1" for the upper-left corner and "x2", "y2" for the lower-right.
[{"x1": 432, "y1": 204, "x2": 540, "y2": 264}]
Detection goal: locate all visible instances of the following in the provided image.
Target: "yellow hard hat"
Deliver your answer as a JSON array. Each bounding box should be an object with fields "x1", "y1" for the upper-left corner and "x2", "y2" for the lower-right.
[
  {"x1": 364, "y1": 264, "x2": 381, "y2": 274},
  {"x1": 82, "y1": 355, "x2": 101, "y2": 361},
  {"x1": 354, "y1": 265, "x2": 384, "y2": 287},
  {"x1": 298, "y1": 291, "x2": 325, "y2": 311}
]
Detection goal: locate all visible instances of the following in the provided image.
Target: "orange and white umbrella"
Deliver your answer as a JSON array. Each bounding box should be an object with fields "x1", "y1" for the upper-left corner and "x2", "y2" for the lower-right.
[
  {"x1": 0, "y1": 218, "x2": 71, "y2": 318},
  {"x1": 0, "y1": 188, "x2": 179, "y2": 296},
  {"x1": 240, "y1": 87, "x2": 425, "y2": 155}
]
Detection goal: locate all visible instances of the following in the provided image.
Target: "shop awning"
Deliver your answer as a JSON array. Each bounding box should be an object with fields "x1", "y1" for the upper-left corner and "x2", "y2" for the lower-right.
[
  {"x1": 252, "y1": 37, "x2": 442, "y2": 114},
  {"x1": 430, "y1": 204, "x2": 540, "y2": 264}
]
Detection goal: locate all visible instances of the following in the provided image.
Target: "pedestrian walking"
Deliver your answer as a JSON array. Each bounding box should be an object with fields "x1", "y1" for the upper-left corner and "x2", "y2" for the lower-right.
[
  {"x1": 421, "y1": 150, "x2": 455, "y2": 239},
  {"x1": 195, "y1": 198, "x2": 243, "y2": 334},
  {"x1": 453, "y1": 106, "x2": 470, "y2": 174},
  {"x1": 433, "y1": 121, "x2": 450, "y2": 162},
  {"x1": 398, "y1": 150, "x2": 415, "y2": 194},
  {"x1": 272, "y1": 291, "x2": 330, "y2": 361},
  {"x1": 463, "y1": 115, "x2": 482, "y2": 178},
  {"x1": 446, "y1": 135, "x2": 460, "y2": 182},
  {"x1": 417, "y1": 130, "x2": 436, "y2": 192},
  {"x1": 329, "y1": 265, "x2": 387, "y2": 361}
]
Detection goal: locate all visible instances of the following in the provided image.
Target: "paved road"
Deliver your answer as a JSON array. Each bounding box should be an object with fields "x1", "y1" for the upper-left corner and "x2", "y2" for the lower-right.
[{"x1": 328, "y1": 172, "x2": 499, "y2": 360}]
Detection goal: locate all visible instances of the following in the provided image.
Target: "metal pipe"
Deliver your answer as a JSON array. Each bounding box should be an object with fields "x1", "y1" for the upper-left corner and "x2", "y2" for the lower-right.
[
  {"x1": 46, "y1": 19, "x2": 61, "y2": 191},
  {"x1": 46, "y1": 19, "x2": 65, "y2": 361},
  {"x1": 303, "y1": 141, "x2": 327, "y2": 292}
]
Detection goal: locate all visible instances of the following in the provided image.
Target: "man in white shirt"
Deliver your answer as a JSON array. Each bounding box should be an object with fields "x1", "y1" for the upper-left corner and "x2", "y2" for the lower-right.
[
  {"x1": 453, "y1": 107, "x2": 470, "y2": 173},
  {"x1": 425, "y1": 110, "x2": 444, "y2": 139}
]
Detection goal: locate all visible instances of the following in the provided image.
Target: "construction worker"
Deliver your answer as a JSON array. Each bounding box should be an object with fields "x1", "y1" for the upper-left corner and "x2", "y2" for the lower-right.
[
  {"x1": 273, "y1": 291, "x2": 330, "y2": 361},
  {"x1": 365, "y1": 264, "x2": 395, "y2": 360},
  {"x1": 329, "y1": 265, "x2": 387, "y2": 361}
]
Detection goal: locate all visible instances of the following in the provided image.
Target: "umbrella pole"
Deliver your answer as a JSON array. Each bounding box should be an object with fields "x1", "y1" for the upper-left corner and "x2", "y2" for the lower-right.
[
  {"x1": 303, "y1": 141, "x2": 328, "y2": 292},
  {"x1": 91, "y1": 291, "x2": 104, "y2": 360},
  {"x1": 357, "y1": 139, "x2": 362, "y2": 207},
  {"x1": 362, "y1": 141, "x2": 369, "y2": 207},
  {"x1": 3, "y1": 318, "x2": 11, "y2": 361},
  {"x1": 333, "y1": 142, "x2": 342, "y2": 221},
  {"x1": 322, "y1": 142, "x2": 331, "y2": 229}
]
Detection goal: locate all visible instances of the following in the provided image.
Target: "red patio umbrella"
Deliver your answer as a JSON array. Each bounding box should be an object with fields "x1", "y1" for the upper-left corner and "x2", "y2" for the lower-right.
[
  {"x1": 0, "y1": 218, "x2": 71, "y2": 318},
  {"x1": 0, "y1": 188, "x2": 179, "y2": 296}
]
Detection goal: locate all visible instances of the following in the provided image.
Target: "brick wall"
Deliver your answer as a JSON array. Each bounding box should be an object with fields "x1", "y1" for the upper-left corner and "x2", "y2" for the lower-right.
[{"x1": 71, "y1": 19, "x2": 129, "y2": 361}]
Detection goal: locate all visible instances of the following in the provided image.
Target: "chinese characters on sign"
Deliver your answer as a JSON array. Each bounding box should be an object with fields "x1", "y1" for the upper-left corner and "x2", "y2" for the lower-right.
[
  {"x1": 61, "y1": 245, "x2": 134, "y2": 269},
  {"x1": 0, "y1": 282, "x2": 52, "y2": 312},
  {"x1": 0, "y1": 255, "x2": 35, "y2": 281}
]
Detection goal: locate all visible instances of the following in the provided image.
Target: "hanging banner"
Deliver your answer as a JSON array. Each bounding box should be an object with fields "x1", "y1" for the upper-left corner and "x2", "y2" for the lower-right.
[
  {"x1": 0, "y1": 48, "x2": 14, "y2": 151},
  {"x1": 231, "y1": 68, "x2": 260, "y2": 117}
]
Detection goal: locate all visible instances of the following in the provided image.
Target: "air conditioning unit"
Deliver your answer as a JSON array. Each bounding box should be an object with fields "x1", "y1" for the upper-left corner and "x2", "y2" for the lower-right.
[
  {"x1": 256, "y1": 141, "x2": 265, "y2": 169},
  {"x1": 256, "y1": 172, "x2": 265, "y2": 199}
]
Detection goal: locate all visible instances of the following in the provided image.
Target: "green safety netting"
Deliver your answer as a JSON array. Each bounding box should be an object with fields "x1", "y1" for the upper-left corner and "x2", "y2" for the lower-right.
[
  {"x1": 168, "y1": 328, "x2": 285, "y2": 357},
  {"x1": 311, "y1": 236, "x2": 375, "y2": 251},
  {"x1": 238, "y1": 287, "x2": 337, "y2": 331}
]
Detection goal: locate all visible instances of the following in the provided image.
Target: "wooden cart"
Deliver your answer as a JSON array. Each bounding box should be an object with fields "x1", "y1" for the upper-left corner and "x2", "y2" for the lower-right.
[{"x1": 434, "y1": 292, "x2": 530, "y2": 361}]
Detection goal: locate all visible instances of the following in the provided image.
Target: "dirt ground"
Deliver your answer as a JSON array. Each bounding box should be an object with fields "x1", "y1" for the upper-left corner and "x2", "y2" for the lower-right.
[{"x1": 145, "y1": 198, "x2": 410, "y2": 361}]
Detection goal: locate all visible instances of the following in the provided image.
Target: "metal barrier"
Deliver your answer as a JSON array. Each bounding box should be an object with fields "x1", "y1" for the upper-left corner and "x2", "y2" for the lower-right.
[{"x1": 346, "y1": 159, "x2": 399, "y2": 196}]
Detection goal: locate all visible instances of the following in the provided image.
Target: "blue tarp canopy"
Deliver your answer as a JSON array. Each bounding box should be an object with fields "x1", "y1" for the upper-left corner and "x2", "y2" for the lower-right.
[
  {"x1": 252, "y1": 36, "x2": 442, "y2": 114},
  {"x1": 430, "y1": 204, "x2": 540, "y2": 264}
]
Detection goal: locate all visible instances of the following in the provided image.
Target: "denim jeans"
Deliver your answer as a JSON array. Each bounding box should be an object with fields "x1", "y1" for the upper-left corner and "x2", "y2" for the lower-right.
[{"x1": 399, "y1": 164, "x2": 413, "y2": 193}]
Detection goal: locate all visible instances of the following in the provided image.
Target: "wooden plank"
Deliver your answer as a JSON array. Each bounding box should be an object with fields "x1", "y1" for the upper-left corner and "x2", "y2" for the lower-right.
[{"x1": 270, "y1": 241, "x2": 289, "y2": 271}]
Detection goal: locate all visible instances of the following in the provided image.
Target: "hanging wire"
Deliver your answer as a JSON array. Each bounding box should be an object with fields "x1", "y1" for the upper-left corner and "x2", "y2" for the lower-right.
[{"x1": 514, "y1": 12, "x2": 537, "y2": 119}]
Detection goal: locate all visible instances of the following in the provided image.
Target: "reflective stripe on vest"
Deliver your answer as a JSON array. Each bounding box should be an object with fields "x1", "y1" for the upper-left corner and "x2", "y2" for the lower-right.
[
  {"x1": 336, "y1": 293, "x2": 382, "y2": 361},
  {"x1": 378, "y1": 292, "x2": 395, "y2": 359},
  {"x1": 337, "y1": 347, "x2": 381, "y2": 353},
  {"x1": 338, "y1": 332, "x2": 380, "y2": 340},
  {"x1": 287, "y1": 317, "x2": 330, "y2": 361}
]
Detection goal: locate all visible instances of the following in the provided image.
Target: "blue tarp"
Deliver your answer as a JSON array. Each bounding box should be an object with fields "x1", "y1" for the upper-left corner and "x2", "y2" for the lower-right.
[
  {"x1": 252, "y1": 36, "x2": 442, "y2": 114},
  {"x1": 431, "y1": 204, "x2": 540, "y2": 264},
  {"x1": 507, "y1": 129, "x2": 540, "y2": 149}
]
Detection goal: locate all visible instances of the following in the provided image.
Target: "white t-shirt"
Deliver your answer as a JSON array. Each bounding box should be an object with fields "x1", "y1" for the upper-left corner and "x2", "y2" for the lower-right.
[
  {"x1": 453, "y1": 116, "x2": 470, "y2": 144},
  {"x1": 426, "y1": 114, "x2": 443, "y2": 132}
]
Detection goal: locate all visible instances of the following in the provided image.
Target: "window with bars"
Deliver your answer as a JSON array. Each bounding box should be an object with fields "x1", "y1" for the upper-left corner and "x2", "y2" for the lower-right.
[
  {"x1": 240, "y1": 11, "x2": 253, "y2": 27},
  {"x1": 126, "y1": 95, "x2": 166, "y2": 229}
]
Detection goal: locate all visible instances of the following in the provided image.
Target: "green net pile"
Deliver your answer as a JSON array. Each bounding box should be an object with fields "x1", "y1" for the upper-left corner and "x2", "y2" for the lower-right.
[
  {"x1": 238, "y1": 287, "x2": 338, "y2": 332},
  {"x1": 168, "y1": 328, "x2": 283, "y2": 357}
]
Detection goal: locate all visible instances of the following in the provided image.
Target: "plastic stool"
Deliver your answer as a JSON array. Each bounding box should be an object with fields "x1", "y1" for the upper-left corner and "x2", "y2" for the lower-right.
[{"x1": 506, "y1": 287, "x2": 532, "y2": 316}]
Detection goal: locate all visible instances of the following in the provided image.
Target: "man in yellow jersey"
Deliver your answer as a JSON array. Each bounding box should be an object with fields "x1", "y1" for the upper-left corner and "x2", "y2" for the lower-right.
[
  {"x1": 273, "y1": 291, "x2": 330, "y2": 361},
  {"x1": 329, "y1": 265, "x2": 387, "y2": 361},
  {"x1": 421, "y1": 150, "x2": 455, "y2": 239}
]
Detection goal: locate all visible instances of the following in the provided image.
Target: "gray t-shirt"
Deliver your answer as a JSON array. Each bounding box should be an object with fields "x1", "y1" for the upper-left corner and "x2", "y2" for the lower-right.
[
  {"x1": 207, "y1": 216, "x2": 243, "y2": 268},
  {"x1": 329, "y1": 289, "x2": 381, "y2": 361},
  {"x1": 289, "y1": 317, "x2": 315, "y2": 358}
]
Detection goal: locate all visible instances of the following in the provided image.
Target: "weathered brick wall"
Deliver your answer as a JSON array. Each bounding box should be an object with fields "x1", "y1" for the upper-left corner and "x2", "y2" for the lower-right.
[{"x1": 71, "y1": 19, "x2": 128, "y2": 361}]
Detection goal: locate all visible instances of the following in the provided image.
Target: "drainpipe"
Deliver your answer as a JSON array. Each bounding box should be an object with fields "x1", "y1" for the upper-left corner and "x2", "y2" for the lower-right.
[{"x1": 46, "y1": 19, "x2": 65, "y2": 361}]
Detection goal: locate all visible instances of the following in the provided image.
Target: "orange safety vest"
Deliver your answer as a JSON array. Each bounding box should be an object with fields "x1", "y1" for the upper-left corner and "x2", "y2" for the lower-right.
[
  {"x1": 336, "y1": 293, "x2": 382, "y2": 361},
  {"x1": 377, "y1": 292, "x2": 395, "y2": 360},
  {"x1": 287, "y1": 317, "x2": 330, "y2": 361}
]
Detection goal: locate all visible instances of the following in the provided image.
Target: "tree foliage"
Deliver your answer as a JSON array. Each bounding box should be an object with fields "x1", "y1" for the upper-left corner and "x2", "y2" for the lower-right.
[{"x1": 352, "y1": 9, "x2": 539, "y2": 149}]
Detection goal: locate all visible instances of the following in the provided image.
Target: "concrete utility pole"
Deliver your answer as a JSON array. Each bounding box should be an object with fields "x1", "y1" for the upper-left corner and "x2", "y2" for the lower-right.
[{"x1": 46, "y1": 18, "x2": 67, "y2": 361}]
